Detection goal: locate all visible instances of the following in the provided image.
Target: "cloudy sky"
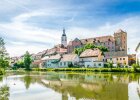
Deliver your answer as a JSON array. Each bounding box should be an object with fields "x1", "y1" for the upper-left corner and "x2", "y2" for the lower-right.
[{"x1": 0, "y1": 0, "x2": 140, "y2": 57}]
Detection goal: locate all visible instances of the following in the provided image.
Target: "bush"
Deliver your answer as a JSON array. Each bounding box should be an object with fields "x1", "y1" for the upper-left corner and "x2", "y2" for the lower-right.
[{"x1": 0, "y1": 68, "x2": 5, "y2": 75}]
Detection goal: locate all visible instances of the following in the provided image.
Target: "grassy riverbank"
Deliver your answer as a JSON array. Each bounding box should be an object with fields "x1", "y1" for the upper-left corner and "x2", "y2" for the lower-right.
[{"x1": 31, "y1": 68, "x2": 140, "y2": 73}]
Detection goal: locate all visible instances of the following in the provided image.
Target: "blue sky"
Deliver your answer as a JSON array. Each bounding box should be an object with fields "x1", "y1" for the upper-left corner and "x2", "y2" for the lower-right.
[{"x1": 0, "y1": 0, "x2": 140, "y2": 56}]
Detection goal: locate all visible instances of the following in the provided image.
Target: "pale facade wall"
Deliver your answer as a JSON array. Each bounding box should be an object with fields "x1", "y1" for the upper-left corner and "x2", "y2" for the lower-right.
[
  {"x1": 85, "y1": 62, "x2": 104, "y2": 68},
  {"x1": 59, "y1": 56, "x2": 79, "y2": 67},
  {"x1": 46, "y1": 60, "x2": 59, "y2": 68},
  {"x1": 107, "y1": 56, "x2": 128, "y2": 65},
  {"x1": 80, "y1": 57, "x2": 98, "y2": 62}
]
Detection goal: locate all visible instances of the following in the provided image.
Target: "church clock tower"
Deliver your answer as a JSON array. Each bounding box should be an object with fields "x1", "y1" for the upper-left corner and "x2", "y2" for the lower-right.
[{"x1": 61, "y1": 28, "x2": 67, "y2": 47}]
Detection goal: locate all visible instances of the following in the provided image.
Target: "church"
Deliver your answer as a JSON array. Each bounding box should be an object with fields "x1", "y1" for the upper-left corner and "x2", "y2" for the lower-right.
[{"x1": 61, "y1": 28, "x2": 67, "y2": 48}]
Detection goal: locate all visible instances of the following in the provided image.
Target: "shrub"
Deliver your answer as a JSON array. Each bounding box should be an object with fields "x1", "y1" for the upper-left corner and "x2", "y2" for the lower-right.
[{"x1": 0, "y1": 68, "x2": 5, "y2": 75}]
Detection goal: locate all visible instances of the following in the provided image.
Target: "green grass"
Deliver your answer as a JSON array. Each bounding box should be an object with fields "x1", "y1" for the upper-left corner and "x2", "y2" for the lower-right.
[{"x1": 31, "y1": 68, "x2": 139, "y2": 73}]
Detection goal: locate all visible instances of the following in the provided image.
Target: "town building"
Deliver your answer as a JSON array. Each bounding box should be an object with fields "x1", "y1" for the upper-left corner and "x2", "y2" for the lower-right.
[
  {"x1": 45, "y1": 54, "x2": 61, "y2": 68},
  {"x1": 106, "y1": 56, "x2": 129, "y2": 67},
  {"x1": 59, "y1": 54, "x2": 79, "y2": 67},
  {"x1": 79, "y1": 48, "x2": 104, "y2": 68},
  {"x1": 31, "y1": 60, "x2": 44, "y2": 68},
  {"x1": 136, "y1": 42, "x2": 140, "y2": 65},
  {"x1": 128, "y1": 54, "x2": 136, "y2": 66},
  {"x1": 67, "y1": 29, "x2": 127, "y2": 55}
]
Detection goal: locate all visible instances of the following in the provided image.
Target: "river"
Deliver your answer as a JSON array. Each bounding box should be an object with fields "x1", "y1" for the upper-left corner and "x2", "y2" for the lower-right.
[{"x1": 0, "y1": 71, "x2": 140, "y2": 100}]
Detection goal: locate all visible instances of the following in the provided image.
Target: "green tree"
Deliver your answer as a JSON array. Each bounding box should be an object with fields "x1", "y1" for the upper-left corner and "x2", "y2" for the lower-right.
[
  {"x1": 84, "y1": 43, "x2": 96, "y2": 50},
  {"x1": 74, "y1": 43, "x2": 108, "y2": 56},
  {"x1": 97, "y1": 45, "x2": 108, "y2": 52},
  {"x1": 107, "y1": 62, "x2": 113, "y2": 69},
  {"x1": 24, "y1": 51, "x2": 32, "y2": 71},
  {"x1": 13, "y1": 60, "x2": 25, "y2": 69},
  {"x1": 0, "y1": 37, "x2": 9, "y2": 70},
  {"x1": 117, "y1": 62, "x2": 121, "y2": 68}
]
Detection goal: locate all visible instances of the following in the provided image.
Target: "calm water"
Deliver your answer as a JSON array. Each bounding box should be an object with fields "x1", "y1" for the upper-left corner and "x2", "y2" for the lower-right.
[{"x1": 0, "y1": 72, "x2": 140, "y2": 100}]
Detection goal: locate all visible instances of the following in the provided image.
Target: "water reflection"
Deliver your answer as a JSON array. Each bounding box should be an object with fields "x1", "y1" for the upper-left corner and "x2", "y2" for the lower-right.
[{"x1": 1, "y1": 72, "x2": 140, "y2": 100}]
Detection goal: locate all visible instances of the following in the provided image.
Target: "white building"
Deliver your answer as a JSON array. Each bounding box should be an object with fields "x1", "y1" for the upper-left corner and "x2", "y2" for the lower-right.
[
  {"x1": 79, "y1": 48, "x2": 104, "y2": 68},
  {"x1": 59, "y1": 54, "x2": 79, "y2": 67},
  {"x1": 136, "y1": 42, "x2": 140, "y2": 65},
  {"x1": 45, "y1": 54, "x2": 61, "y2": 68}
]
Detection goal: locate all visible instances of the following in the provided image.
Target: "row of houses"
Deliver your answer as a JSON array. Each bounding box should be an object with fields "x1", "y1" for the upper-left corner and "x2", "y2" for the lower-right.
[
  {"x1": 11, "y1": 29, "x2": 139, "y2": 68},
  {"x1": 31, "y1": 48, "x2": 134, "y2": 68},
  {"x1": 32, "y1": 48, "x2": 105, "y2": 68}
]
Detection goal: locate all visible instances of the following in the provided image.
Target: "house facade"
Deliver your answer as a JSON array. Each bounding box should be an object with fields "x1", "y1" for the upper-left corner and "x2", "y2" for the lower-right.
[
  {"x1": 45, "y1": 54, "x2": 61, "y2": 68},
  {"x1": 79, "y1": 48, "x2": 104, "y2": 68},
  {"x1": 106, "y1": 56, "x2": 128, "y2": 66},
  {"x1": 136, "y1": 43, "x2": 140, "y2": 65},
  {"x1": 59, "y1": 54, "x2": 79, "y2": 68}
]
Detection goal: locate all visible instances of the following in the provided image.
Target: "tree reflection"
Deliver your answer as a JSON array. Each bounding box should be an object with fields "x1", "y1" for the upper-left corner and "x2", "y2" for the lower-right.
[
  {"x1": 23, "y1": 73, "x2": 32, "y2": 89},
  {"x1": 0, "y1": 85, "x2": 9, "y2": 100},
  {"x1": 0, "y1": 76, "x2": 3, "y2": 82}
]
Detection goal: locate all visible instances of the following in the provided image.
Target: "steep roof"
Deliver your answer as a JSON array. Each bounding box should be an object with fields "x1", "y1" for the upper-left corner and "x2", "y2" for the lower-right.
[
  {"x1": 80, "y1": 48, "x2": 101, "y2": 58},
  {"x1": 48, "y1": 54, "x2": 61, "y2": 60},
  {"x1": 32, "y1": 60, "x2": 44, "y2": 65},
  {"x1": 80, "y1": 35, "x2": 114, "y2": 45},
  {"x1": 41, "y1": 56, "x2": 49, "y2": 60},
  {"x1": 61, "y1": 54, "x2": 78, "y2": 62}
]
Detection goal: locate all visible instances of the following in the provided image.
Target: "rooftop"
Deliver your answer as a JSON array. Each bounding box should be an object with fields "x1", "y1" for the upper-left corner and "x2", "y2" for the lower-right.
[
  {"x1": 61, "y1": 54, "x2": 78, "y2": 62},
  {"x1": 80, "y1": 48, "x2": 101, "y2": 58}
]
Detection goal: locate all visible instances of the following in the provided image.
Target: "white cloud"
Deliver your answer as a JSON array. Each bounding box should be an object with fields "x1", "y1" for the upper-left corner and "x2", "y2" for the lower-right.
[
  {"x1": 0, "y1": 9, "x2": 140, "y2": 56},
  {"x1": 67, "y1": 16, "x2": 140, "y2": 54}
]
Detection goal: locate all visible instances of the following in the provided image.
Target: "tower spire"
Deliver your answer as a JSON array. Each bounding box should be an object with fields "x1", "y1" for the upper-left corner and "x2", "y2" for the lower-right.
[
  {"x1": 63, "y1": 28, "x2": 65, "y2": 33},
  {"x1": 61, "y1": 28, "x2": 67, "y2": 47}
]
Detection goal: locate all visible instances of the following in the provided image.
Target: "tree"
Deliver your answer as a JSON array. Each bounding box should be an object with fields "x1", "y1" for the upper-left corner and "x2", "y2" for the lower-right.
[
  {"x1": 13, "y1": 61, "x2": 25, "y2": 69},
  {"x1": 24, "y1": 51, "x2": 32, "y2": 70},
  {"x1": 0, "y1": 37, "x2": 9, "y2": 70},
  {"x1": 97, "y1": 46, "x2": 108, "y2": 52},
  {"x1": 107, "y1": 62, "x2": 113, "y2": 69},
  {"x1": 117, "y1": 62, "x2": 121, "y2": 68},
  {"x1": 74, "y1": 43, "x2": 108, "y2": 56}
]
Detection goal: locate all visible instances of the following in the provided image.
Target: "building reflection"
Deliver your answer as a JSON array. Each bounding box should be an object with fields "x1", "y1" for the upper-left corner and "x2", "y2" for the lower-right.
[{"x1": 11, "y1": 72, "x2": 140, "y2": 100}]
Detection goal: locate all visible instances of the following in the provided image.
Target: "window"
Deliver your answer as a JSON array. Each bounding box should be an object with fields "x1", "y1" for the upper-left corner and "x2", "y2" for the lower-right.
[
  {"x1": 98, "y1": 63, "x2": 101, "y2": 66},
  {"x1": 123, "y1": 58, "x2": 125, "y2": 60},
  {"x1": 117, "y1": 58, "x2": 118, "y2": 60},
  {"x1": 64, "y1": 62, "x2": 66, "y2": 66},
  {"x1": 120, "y1": 58, "x2": 122, "y2": 60}
]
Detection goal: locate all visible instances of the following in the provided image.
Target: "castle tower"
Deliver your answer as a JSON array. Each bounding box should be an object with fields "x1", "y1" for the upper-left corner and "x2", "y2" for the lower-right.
[
  {"x1": 114, "y1": 29, "x2": 127, "y2": 54},
  {"x1": 61, "y1": 28, "x2": 67, "y2": 47}
]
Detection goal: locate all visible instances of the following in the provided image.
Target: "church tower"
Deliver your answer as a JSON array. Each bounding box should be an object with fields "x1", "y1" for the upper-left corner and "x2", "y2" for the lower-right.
[{"x1": 61, "y1": 28, "x2": 67, "y2": 47}]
